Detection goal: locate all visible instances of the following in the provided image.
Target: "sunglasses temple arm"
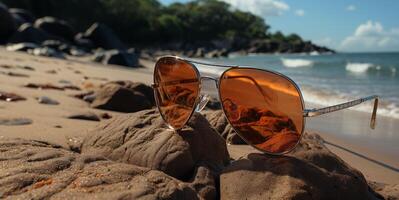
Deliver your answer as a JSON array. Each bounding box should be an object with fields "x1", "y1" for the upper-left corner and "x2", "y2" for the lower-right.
[{"x1": 303, "y1": 95, "x2": 379, "y2": 129}]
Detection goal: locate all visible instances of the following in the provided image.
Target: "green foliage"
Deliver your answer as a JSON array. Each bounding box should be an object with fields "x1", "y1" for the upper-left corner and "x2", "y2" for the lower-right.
[{"x1": 0, "y1": 0, "x2": 298, "y2": 45}]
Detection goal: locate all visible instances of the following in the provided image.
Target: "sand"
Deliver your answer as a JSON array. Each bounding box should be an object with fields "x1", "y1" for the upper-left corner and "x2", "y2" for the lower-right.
[{"x1": 0, "y1": 47, "x2": 397, "y2": 185}]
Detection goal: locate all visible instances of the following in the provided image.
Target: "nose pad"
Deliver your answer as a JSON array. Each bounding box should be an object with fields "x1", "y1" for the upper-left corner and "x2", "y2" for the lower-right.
[{"x1": 195, "y1": 94, "x2": 210, "y2": 112}]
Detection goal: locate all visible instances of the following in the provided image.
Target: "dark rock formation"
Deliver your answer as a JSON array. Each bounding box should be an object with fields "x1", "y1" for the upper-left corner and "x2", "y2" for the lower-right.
[
  {"x1": 0, "y1": 2, "x2": 16, "y2": 44},
  {"x1": 34, "y1": 16, "x2": 75, "y2": 42},
  {"x1": 0, "y1": 138, "x2": 215, "y2": 199},
  {"x1": 9, "y1": 8, "x2": 35, "y2": 24},
  {"x1": 93, "y1": 49, "x2": 139, "y2": 67},
  {"x1": 220, "y1": 133, "x2": 384, "y2": 200},
  {"x1": 90, "y1": 81, "x2": 154, "y2": 113},
  {"x1": 79, "y1": 23, "x2": 126, "y2": 50},
  {"x1": 8, "y1": 23, "x2": 54, "y2": 44},
  {"x1": 81, "y1": 109, "x2": 230, "y2": 181}
]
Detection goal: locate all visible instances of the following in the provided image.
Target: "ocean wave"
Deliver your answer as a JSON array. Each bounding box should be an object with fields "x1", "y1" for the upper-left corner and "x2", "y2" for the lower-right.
[
  {"x1": 346, "y1": 63, "x2": 375, "y2": 73},
  {"x1": 281, "y1": 58, "x2": 314, "y2": 68},
  {"x1": 302, "y1": 87, "x2": 399, "y2": 119}
]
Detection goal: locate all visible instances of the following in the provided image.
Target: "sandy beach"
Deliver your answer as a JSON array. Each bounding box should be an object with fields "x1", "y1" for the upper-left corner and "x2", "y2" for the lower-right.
[{"x1": 1, "y1": 47, "x2": 398, "y2": 188}]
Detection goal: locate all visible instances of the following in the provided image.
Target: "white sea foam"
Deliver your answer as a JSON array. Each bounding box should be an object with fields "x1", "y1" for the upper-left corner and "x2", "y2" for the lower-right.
[
  {"x1": 309, "y1": 51, "x2": 320, "y2": 56},
  {"x1": 302, "y1": 87, "x2": 399, "y2": 119},
  {"x1": 281, "y1": 58, "x2": 314, "y2": 68},
  {"x1": 346, "y1": 63, "x2": 374, "y2": 73}
]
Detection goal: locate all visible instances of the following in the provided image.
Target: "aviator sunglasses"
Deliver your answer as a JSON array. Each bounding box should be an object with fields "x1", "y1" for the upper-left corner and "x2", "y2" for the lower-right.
[{"x1": 152, "y1": 56, "x2": 379, "y2": 155}]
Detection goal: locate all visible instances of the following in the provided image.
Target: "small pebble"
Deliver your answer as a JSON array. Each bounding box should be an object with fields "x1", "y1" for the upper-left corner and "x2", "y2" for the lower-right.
[
  {"x1": 37, "y1": 96, "x2": 59, "y2": 105},
  {"x1": 0, "y1": 118, "x2": 32, "y2": 126}
]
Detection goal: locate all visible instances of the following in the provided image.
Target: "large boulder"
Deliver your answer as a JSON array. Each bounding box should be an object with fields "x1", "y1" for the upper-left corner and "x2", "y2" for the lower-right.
[
  {"x1": 6, "y1": 42, "x2": 39, "y2": 52},
  {"x1": 220, "y1": 132, "x2": 385, "y2": 200},
  {"x1": 9, "y1": 8, "x2": 35, "y2": 23},
  {"x1": 81, "y1": 109, "x2": 230, "y2": 181},
  {"x1": 93, "y1": 49, "x2": 139, "y2": 67},
  {"x1": 80, "y1": 23, "x2": 126, "y2": 50},
  {"x1": 34, "y1": 17, "x2": 75, "y2": 42},
  {"x1": 90, "y1": 81, "x2": 154, "y2": 113},
  {"x1": 0, "y1": 138, "x2": 214, "y2": 199},
  {"x1": 0, "y1": 3, "x2": 16, "y2": 44},
  {"x1": 8, "y1": 23, "x2": 54, "y2": 44}
]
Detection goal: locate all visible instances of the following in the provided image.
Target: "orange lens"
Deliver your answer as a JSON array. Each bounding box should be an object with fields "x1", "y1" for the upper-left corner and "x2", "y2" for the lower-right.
[
  {"x1": 154, "y1": 57, "x2": 200, "y2": 129},
  {"x1": 219, "y1": 68, "x2": 304, "y2": 154}
]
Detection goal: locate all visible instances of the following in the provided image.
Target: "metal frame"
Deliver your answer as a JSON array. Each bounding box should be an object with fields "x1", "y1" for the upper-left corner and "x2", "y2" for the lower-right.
[{"x1": 152, "y1": 55, "x2": 379, "y2": 155}]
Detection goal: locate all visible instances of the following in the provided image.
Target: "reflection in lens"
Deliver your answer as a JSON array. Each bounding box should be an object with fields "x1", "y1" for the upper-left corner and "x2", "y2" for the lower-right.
[
  {"x1": 154, "y1": 57, "x2": 200, "y2": 129},
  {"x1": 219, "y1": 68, "x2": 304, "y2": 154}
]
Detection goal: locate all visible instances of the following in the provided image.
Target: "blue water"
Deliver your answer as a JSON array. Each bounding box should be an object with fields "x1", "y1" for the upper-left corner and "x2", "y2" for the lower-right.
[{"x1": 207, "y1": 52, "x2": 399, "y2": 119}]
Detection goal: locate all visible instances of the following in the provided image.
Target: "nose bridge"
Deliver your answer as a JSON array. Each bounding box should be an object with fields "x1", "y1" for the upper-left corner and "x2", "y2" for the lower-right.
[{"x1": 200, "y1": 76, "x2": 219, "y2": 87}]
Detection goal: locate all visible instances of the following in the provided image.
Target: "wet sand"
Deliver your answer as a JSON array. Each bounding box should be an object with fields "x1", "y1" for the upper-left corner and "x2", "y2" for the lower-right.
[{"x1": 0, "y1": 47, "x2": 398, "y2": 184}]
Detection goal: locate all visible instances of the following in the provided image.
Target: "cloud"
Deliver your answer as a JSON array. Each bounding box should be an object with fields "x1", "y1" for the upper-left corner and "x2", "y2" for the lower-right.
[
  {"x1": 346, "y1": 5, "x2": 356, "y2": 11},
  {"x1": 340, "y1": 21, "x2": 399, "y2": 52},
  {"x1": 295, "y1": 9, "x2": 305, "y2": 17},
  {"x1": 220, "y1": 0, "x2": 289, "y2": 17}
]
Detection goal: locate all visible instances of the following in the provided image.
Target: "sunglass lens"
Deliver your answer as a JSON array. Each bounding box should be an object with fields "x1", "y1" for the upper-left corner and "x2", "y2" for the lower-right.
[
  {"x1": 154, "y1": 57, "x2": 200, "y2": 129},
  {"x1": 219, "y1": 68, "x2": 304, "y2": 154}
]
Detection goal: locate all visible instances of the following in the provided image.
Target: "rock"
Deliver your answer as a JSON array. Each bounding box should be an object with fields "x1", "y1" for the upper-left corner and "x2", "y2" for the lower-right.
[
  {"x1": 9, "y1": 8, "x2": 35, "y2": 24},
  {"x1": 67, "y1": 112, "x2": 100, "y2": 121},
  {"x1": 6, "y1": 42, "x2": 39, "y2": 52},
  {"x1": 81, "y1": 109, "x2": 230, "y2": 181},
  {"x1": 41, "y1": 39, "x2": 63, "y2": 49},
  {"x1": 108, "y1": 80, "x2": 155, "y2": 105},
  {"x1": 25, "y1": 83, "x2": 64, "y2": 91},
  {"x1": 28, "y1": 47, "x2": 66, "y2": 59},
  {"x1": 100, "y1": 113, "x2": 112, "y2": 119},
  {"x1": 10, "y1": 12, "x2": 25, "y2": 27},
  {"x1": 0, "y1": 71, "x2": 29, "y2": 77},
  {"x1": 369, "y1": 182, "x2": 399, "y2": 200},
  {"x1": 34, "y1": 16, "x2": 75, "y2": 42},
  {"x1": 90, "y1": 82, "x2": 153, "y2": 113},
  {"x1": 0, "y1": 2, "x2": 16, "y2": 44},
  {"x1": 74, "y1": 34, "x2": 95, "y2": 50},
  {"x1": 80, "y1": 23, "x2": 126, "y2": 50},
  {"x1": 93, "y1": 49, "x2": 139, "y2": 67},
  {"x1": 220, "y1": 132, "x2": 384, "y2": 200},
  {"x1": 0, "y1": 118, "x2": 32, "y2": 125},
  {"x1": 0, "y1": 138, "x2": 213, "y2": 199},
  {"x1": 36, "y1": 96, "x2": 59, "y2": 105},
  {"x1": 0, "y1": 91, "x2": 26, "y2": 102},
  {"x1": 8, "y1": 23, "x2": 53, "y2": 44},
  {"x1": 203, "y1": 110, "x2": 245, "y2": 145}
]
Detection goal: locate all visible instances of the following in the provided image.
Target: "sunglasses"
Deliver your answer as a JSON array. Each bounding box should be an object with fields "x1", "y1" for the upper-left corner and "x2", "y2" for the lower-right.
[{"x1": 152, "y1": 56, "x2": 379, "y2": 155}]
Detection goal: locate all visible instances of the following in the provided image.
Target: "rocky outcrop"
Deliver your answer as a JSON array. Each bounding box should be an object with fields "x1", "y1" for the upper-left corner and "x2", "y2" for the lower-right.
[
  {"x1": 81, "y1": 109, "x2": 230, "y2": 181},
  {"x1": 90, "y1": 81, "x2": 154, "y2": 113},
  {"x1": 34, "y1": 17, "x2": 75, "y2": 42},
  {"x1": 8, "y1": 23, "x2": 54, "y2": 44},
  {"x1": 0, "y1": 2, "x2": 16, "y2": 44},
  {"x1": 0, "y1": 138, "x2": 215, "y2": 199},
  {"x1": 78, "y1": 23, "x2": 126, "y2": 50},
  {"x1": 93, "y1": 49, "x2": 139, "y2": 67},
  {"x1": 220, "y1": 133, "x2": 384, "y2": 200},
  {"x1": 9, "y1": 8, "x2": 35, "y2": 24}
]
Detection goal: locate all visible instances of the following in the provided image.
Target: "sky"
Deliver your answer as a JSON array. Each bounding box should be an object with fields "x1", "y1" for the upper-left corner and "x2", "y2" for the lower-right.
[{"x1": 160, "y1": 0, "x2": 399, "y2": 52}]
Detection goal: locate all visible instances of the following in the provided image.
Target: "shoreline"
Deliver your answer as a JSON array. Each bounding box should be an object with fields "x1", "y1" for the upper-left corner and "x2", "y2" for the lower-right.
[{"x1": 0, "y1": 47, "x2": 398, "y2": 184}]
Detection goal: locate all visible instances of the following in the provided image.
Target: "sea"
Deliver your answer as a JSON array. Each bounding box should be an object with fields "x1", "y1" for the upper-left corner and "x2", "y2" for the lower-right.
[{"x1": 205, "y1": 52, "x2": 399, "y2": 120}]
